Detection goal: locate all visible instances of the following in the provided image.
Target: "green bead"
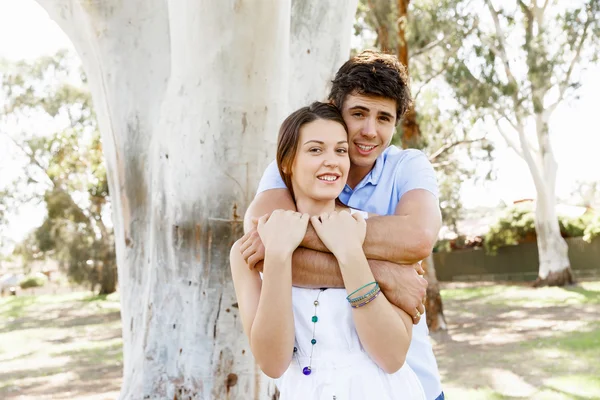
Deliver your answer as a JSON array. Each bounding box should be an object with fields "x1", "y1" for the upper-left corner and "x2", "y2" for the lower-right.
[
  {"x1": 311, "y1": 316, "x2": 318, "y2": 323},
  {"x1": 311, "y1": 339, "x2": 317, "y2": 345}
]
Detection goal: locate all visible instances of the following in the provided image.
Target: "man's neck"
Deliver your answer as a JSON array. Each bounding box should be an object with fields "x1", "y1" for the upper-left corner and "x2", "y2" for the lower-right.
[{"x1": 346, "y1": 163, "x2": 374, "y2": 189}]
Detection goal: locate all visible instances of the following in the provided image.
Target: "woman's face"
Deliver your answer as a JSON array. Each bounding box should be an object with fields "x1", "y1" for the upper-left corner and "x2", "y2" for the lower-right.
[{"x1": 290, "y1": 118, "x2": 350, "y2": 203}]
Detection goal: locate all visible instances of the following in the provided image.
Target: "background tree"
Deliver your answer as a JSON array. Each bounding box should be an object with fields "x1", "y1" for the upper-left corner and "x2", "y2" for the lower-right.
[
  {"x1": 32, "y1": 0, "x2": 359, "y2": 398},
  {"x1": 0, "y1": 51, "x2": 116, "y2": 294},
  {"x1": 445, "y1": 0, "x2": 600, "y2": 285},
  {"x1": 354, "y1": 0, "x2": 490, "y2": 330}
]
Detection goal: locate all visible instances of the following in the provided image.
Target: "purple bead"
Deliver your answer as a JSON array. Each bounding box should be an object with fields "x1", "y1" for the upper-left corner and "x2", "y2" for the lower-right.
[{"x1": 302, "y1": 366, "x2": 312, "y2": 376}]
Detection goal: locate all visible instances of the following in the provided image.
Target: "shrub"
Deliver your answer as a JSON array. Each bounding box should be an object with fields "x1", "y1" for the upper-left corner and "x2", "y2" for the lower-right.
[
  {"x1": 484, "y1": 203, "x2": 536, "y2": 255},
  {"x1": 19, "y1": 273, "x2": 48, "y2": 289},
  {"x1": 483, "y1": 203, "x2": 598, "y2": 255},
  {"x1": 583, "y1": 213, "x2": 600, "y2": 243}
]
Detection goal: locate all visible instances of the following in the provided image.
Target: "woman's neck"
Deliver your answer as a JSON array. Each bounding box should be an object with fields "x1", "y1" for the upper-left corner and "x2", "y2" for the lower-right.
[{"x1": 295, "y1": 197, "x2": 337, "y2": 216}]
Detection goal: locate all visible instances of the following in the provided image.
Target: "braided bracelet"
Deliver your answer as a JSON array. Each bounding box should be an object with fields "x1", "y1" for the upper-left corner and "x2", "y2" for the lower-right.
[
  {"x1": 348, "y1": 283, "x2": 380, "y2": 303},
  {"x1": 350, "y1": 288, "x2": 381, "y2": 308},
  {"x1": 346, "y1": 281, "x2": 378, "y2": 303}
]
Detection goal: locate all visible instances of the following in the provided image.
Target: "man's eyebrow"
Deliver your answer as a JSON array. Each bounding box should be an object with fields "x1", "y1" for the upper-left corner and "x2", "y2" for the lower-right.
[
  {"x1": 348, "y1": 105, "x2": 370, "y2": 112},
  {"x1": 379, "y1": 111, "x2": 394, "y2": 119},
  {"x1": 348, "y1": 105, "x2": 395, "y2": 119}
]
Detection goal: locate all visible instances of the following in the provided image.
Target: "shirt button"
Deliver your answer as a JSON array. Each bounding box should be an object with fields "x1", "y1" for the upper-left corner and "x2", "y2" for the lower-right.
[{"x1": 344, "y1": 188, "x2": 350, "y2": 193}]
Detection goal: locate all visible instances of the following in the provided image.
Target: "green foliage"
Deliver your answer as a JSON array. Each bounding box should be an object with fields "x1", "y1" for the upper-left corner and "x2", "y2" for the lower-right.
[
  {"x1": 484, "y1": 203, "x2": 599, "y2": 254},
  {"x1": 484, "y1": 203, "x2": 536, "y2": 254},
  {"x1": 355, "y1": 0, "x2": 493, "y2": 236},
  {"x1": 19, "y1": 273, "x2": 47, "y2": 289},
  {"x1": 583, "y1": 214, "x2": 600, "y2": 243},
  {"x1": 1, "y1": 50, "x2": 116, "y2": 294}
]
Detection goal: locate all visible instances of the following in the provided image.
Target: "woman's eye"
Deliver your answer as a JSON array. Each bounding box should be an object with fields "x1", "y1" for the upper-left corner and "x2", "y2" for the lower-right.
[
  {"x1": 337, "y1": 148, "x2": 348, "y2": 154},
  {"x1": 309, "y1": 147, "x2": 322, "y2": 153}
]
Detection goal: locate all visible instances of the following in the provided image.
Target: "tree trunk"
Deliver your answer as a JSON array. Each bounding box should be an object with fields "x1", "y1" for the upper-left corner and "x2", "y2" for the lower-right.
[
  {"x1": 532, "y1": 195, "x2": 573, "y2": 286},
  {"x1": 35, "y1": 0, "x2": 357, "y2": 398},
  {"x1": 396, "y1": 0, "x2": 445, "y2": 331},
  {"x1": 289, "y1": 0, "x2": 359, "y2": 111},
  {"x1": 397, "y1": 0, "x2": 421, "y2": 149},
  {"x1": 532, "y1": 119, "x2": 573, "y2": 286},
  {"x1": 520, "y1": 3, "x2": 573, "y2": 287},
  {"x1": 99, "y1": 255, "x2": 118, "y2": 295},
  {"x1": 422, "y1": 254, "x2": 447, "y2": 331}
]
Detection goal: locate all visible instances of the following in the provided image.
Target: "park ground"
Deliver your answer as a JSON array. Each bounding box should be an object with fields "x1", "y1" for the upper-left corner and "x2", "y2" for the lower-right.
[{"x1": 1, "y1": 280, "x2": 599, "y2": 400}]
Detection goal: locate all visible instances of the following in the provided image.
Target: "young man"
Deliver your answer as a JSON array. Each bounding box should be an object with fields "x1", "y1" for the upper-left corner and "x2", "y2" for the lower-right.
[{"x1": 241, "y1": 50, "x2": 444, "y2": 400}]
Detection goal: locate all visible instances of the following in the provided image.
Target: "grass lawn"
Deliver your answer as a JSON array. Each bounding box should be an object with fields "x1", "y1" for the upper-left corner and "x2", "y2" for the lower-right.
[
  {"x1": 0, "y1": 291, "x2": 122, "y2": 400},
  {"x1": 1, "y1": 281, "x2": 599, "y2": 399},
  {"x1": 434, "y1": 281, "x2": 600, "y2": 400}
]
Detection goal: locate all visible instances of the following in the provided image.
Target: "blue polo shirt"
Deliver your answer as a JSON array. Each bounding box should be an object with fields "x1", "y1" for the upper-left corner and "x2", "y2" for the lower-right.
[{"x1": 256, "y1": 146, "x2": 442, "y2": 400}]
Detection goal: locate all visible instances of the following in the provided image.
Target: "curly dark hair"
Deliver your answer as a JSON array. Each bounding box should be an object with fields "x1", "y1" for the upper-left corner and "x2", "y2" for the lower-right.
[{"x1": 328, "y1": 50, "x2": 413, "y2": 122}]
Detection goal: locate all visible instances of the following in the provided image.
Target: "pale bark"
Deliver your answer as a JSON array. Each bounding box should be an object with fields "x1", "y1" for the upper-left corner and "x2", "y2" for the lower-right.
[
  {"x1": 532, "y1": 115, "x2": 572, "y2": 284},
  {"x1": 485, "y1": 1, "x2": 573, "y2": 285},
  {"x1": 289, "y1": 0, "x2": 359, "y2": 110},
  {"x1": 34, "y1": 0, "x2": 357, "y2": 398}
]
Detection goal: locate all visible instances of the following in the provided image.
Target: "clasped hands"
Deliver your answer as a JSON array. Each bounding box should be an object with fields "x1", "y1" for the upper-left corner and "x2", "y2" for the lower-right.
[{"x1": 239, "y1": 209, "x2": 427, "y2": 324}]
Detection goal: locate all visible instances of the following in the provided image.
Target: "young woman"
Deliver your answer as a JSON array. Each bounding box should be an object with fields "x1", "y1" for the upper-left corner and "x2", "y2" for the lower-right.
[{"x1": 230, "y1": 102, "x2": 425, "y2": 399}]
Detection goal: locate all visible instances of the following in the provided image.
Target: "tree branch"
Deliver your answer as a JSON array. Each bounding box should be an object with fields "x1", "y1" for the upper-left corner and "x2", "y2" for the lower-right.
[
  {"x1": 413, "y1": 62, "x2": 448, "y2": 101},
  {"x1": 410, "y1": 35, "x2": 447, "y2": 58},
  {"x1": 494, "y1": 117, "x2": 524, "y2": 159},
  {"x1": 1, "y1": 131, "x2": 55, "y2": 188},
  {"x1": 541, "y1": 0, "x2": 551, "y2": 15},
  {"x1": 484, "y1": 0, "x2": 519, "y2": 89},
  {"x1": 545, "y1": 9, "x2": 592, "y2": 117},
  {"x1": 428, "y1": 137, "x2": 487, "y2": 162}
]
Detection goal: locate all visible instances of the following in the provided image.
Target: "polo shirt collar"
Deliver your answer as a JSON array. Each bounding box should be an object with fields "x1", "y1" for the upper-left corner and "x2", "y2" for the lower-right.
[{"x1": 364, "y1": 152, "x2": 386, "y2": 186}]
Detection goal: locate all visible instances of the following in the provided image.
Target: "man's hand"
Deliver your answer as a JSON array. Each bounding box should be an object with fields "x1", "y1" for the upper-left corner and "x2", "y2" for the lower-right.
[
  {"x1": 378, "y1": 263, "x2": 428, "y2": 324},
  {"x1": 239, "y1": 229, "x2": 266, "y2": 270}
]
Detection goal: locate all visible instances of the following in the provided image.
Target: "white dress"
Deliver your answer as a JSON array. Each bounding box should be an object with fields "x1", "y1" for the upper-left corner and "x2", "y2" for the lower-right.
[{"x1": 274, "y1": 286, "x2": 426, "y2": 400}]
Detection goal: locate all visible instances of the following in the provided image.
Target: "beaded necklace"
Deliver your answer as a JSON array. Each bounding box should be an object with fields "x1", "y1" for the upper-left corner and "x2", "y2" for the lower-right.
[{"x1": 293, "y1": 288, "x2": 326, "y2": 376}]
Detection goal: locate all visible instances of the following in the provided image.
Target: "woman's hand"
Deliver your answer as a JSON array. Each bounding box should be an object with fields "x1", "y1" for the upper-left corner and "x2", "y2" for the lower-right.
[
  {"x1": 310, "y1": 211, "x2": 366, "y2": 258},
  {"x1": 257, "y1": 210, "x2": 310, "y2": 257}
]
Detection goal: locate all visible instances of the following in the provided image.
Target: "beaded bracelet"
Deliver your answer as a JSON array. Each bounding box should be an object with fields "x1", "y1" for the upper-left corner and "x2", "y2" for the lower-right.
[
  {"x1": 350, "y1": 287, "x2": 381, "y2": 308},
  {"x1": 346, "y1": 281, "x2": 378, "y2": 302},
  {"x1": 348, "y1": 283, "x2": 380, "y2": 303}
]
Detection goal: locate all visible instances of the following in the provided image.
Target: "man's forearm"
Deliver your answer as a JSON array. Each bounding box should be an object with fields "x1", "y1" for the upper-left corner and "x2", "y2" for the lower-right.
[
  {"x1": 290, "y1": 248, "x2": 343, "y2": 288},
  {"x1": 362, "y1": 215, "x2": 434, "y2": 264},
  {"x1": 300, "y1": 215, "x2": 432, "y2": 265},
  {"x1": 299, "y1": 224, "x2": 329, "y2": 253},
  {"x1": 289, "y1": 247, "x2": 395, "y2": 289}
]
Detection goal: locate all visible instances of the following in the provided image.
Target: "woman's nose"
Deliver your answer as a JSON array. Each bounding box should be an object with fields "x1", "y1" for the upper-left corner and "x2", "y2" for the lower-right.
[{"x1": 323, "y1": 156, "x2": 338, "y2": 167}]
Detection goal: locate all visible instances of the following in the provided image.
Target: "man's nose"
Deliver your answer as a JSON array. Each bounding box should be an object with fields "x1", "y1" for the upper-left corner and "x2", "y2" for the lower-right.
[{"x1": 361, "y1": 118, "x2": 377, "y2": 139}]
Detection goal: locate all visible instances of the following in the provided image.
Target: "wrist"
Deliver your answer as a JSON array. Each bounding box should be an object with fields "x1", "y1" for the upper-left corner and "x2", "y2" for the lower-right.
[
  {"x1": 335, "y1": 247, "x2": 367, "y2": 268},
  {"x1": 370, "y1": 260, "x2": 391, "y2": 290},
  {"x1": 264, "y1": 249, "x2": 293, "y2": 264}
]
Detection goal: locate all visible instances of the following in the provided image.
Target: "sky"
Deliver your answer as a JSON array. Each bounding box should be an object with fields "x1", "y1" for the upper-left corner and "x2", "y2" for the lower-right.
[{"x1": 0, "y1": 0, "x2": 599, "y2": 248}]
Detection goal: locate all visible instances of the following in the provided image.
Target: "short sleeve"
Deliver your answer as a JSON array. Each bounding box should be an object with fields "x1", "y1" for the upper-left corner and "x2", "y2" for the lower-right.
[
  {"x1": 395, "y1": 150, "x2": 439, "y2": 200},
  {"x1": 256, "y1": 160, "x2": 287, "y2": 196}
]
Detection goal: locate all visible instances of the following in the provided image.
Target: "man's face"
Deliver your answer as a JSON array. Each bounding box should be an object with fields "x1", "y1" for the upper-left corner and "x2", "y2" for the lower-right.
[{"x1": 340, "y1": 94, "x2": 397, "y2": 170}]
